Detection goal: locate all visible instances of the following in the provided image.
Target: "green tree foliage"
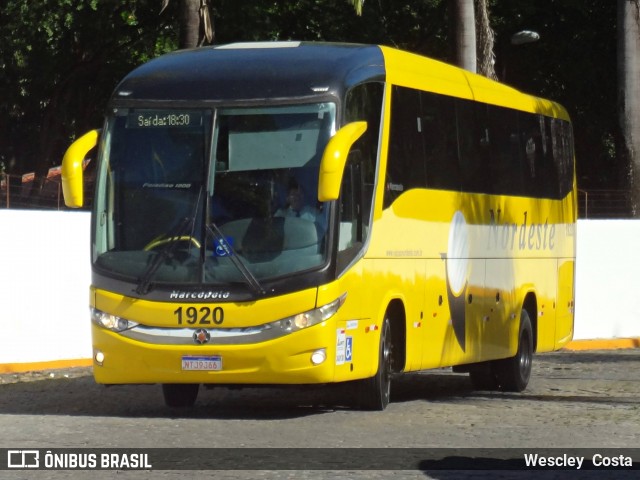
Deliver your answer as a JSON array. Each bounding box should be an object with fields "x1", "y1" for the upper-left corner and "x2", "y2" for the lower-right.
[
  {"x1": 0, "y1": 0, "x2": 624, "y2": 212},
  {"x1": 0, "y1": 0, "x2": 177, "y2": 181},
  {"x1": 490, "y1": 0, "x2": 617, "y2": 193},
  {"x1": 211, "y1": 1, "x2": 449, "y2": 58},
  {"x1": 215, "y1": 0, "x2": 622, "y2": 200}
]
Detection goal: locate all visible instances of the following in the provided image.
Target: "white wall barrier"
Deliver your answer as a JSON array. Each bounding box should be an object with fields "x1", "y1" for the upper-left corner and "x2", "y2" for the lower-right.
[
  {"x1": 1, "y1": 211, "x2": 639, "y2": 367},
  {"x1": 1, "y1": 210, "x2": 91, "y2": 365},
  {"x1": 573, "y1": 220, "x2": 640, "y2": 339}
]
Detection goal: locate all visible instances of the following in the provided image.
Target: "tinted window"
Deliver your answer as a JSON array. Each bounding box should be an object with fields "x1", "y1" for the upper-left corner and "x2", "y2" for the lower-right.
[
  {"x1": 384, "y1": 86, "x2": 574, "y2": 204},
  {"x1": 422, "y1": 92, "x2": 460, "y2": 191},
  {"x1": 385, "y1": 86, "x2": 427, "y2": 208},
  {"x1": 456, "y1": 100, "x2": 491, "y2": 194}
]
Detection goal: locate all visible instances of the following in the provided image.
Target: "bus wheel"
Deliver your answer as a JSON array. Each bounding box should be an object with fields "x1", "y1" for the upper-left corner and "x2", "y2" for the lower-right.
[
  {"x1": 356, "y1": 317, "x2": 392, "y2": 411},
  {"x1": 162, "y1": 383, "x2": 199, "y2": 407},
  {"x1": 496, "y1": 310, "x2": 533, "y2": 392}
]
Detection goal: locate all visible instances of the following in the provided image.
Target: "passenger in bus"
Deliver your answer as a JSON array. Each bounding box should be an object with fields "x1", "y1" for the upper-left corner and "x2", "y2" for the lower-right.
[{"x1": 275, "y1": 180, "x2": 319, "y2": 223}]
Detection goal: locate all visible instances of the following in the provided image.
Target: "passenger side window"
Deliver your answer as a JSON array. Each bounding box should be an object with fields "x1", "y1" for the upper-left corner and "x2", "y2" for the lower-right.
[
  {"x1": 385, "y1": 86, "x2": 427, "y2": 208},
  {"x1": 421, "y1": 92, "x2": 460, "y2": 191},
  {"x1": 338, "y1": 82, "x2": 383, "y2": 272}
]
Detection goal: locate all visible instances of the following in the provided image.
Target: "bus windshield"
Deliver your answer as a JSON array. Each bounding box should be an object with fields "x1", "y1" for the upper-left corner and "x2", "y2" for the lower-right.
[{"x1": 93, "y1": 103, "x2": 336, "y2": 291}]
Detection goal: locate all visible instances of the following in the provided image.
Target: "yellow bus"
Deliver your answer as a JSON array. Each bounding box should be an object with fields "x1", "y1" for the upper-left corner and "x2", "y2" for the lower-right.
[{"x1": 62, "y1": 42, "x2": 576, "y2": 410}]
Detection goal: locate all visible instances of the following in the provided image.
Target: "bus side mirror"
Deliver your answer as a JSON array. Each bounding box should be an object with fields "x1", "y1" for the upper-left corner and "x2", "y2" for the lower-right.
[
  {"x1": 61, "y1": 129, "x2": 100, "y2": 208},
  {"x1": 318, "y1": 121, "x2": 367, "y2": 202}
]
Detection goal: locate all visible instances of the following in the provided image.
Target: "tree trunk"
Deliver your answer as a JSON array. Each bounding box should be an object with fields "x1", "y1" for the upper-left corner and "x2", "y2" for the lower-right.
[
  {"x1": 475, "y1": 0, "x2": 497, "y2": 80},
  {"x1": 618, "y1": 0, "x2": 640, "y2": 216},
  {"x1": 179, "y1": 0, "x2": 201, "y2": 49},
  {"x1": 452, "y1": 0, "x2": 477, "y2": 73}
]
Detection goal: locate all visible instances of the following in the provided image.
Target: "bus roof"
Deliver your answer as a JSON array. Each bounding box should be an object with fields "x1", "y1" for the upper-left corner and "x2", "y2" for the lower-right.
[
  {"x1": 380, "y1": 45, "x2": 570, "y2": 120},
  {"x1": 111, "y1": 42, "x2": 385, "y2": 105},
  {"x1": 110, "y1": 41, "x2": 569, "y2": 121}
]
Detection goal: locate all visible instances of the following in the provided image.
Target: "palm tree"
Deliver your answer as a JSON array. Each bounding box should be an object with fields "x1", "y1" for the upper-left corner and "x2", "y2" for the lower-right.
[
  {"x1": 161, "y1": 0, "x2": 213, "y2": 48},
  {"x1": 352, "y1": 0, "x2": 496, "y2": 79},
  {"x1": 451, "y1": 0, "x2": 477, "y2": 73},
  {"x1": 618, "y1": 0, "x2": 640, "y2": 216},
  {"x1": 476, "y1": 0, "x2": 497, "y2": 79}
]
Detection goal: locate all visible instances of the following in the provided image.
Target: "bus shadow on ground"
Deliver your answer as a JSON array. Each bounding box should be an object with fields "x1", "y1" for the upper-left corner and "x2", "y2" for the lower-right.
[
  {"x1": 539, "y1": 350, "x2": 640, "y2": 364},
  {"x1": 2, "y1": 348, "x2": 639, "y2": 418},
  {"x1": 0, "y1": 374, "x2": 339, "y2": 419},
  {"x1": 0, "y1": 368, "x2": 476, "y2": 419}
]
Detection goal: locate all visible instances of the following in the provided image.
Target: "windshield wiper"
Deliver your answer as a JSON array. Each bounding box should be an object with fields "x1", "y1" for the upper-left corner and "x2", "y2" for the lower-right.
[
  {"x1": 206, "y1": 222, "x2": 266, "y2": 296},
  {"x1": 135, "y1": 217, "x2": 195, "y2": 295}
]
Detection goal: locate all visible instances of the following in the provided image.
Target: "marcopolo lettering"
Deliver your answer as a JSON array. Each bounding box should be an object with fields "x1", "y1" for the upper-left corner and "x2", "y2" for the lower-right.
[
  {"x1": 488, "y1": 209, "x2": 555, "y2": 252},
  {"x1": 170, "y1": 290, "x2": 231, "y2": 300}
]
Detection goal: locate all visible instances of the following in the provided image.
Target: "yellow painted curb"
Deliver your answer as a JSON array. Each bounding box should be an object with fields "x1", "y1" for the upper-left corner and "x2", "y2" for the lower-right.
[
  {"x1": 0, "y1": 358, "x2": 92, "y2": 374},
  {"x1": 563, "y1": 338, "x2": 640, "y2": 351}
]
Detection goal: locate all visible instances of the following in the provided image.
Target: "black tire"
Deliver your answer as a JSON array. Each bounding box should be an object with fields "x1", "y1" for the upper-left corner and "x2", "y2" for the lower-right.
[
  {"x1": 495, "y1": 310, "x2": 533, "y2": 392},
  {"x1": 355, "y1": 318, "x2": 393, "y2": 411},
  {"x1": 162, "y1": 383, "x2": 200, "y2": 408}
]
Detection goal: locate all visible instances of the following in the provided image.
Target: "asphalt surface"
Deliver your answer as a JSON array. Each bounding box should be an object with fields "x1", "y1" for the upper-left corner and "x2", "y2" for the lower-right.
[{"x1": 0, "y1": 348, "x2": 638, "y2": 479}]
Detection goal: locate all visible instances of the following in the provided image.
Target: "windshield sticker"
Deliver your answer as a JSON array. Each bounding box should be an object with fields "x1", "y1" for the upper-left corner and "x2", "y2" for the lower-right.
[
  {"x1": 213, "y1": 237, "x2": 235, "y2": 257},
  {"x1": 336, "y1": 328, "x2": 346, "y2": 365}
]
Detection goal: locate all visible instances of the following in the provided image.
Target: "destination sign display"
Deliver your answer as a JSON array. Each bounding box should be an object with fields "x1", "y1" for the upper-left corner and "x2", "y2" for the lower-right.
[{"x1": 126, "y1": 111, "x2": 203, "y2": 129}]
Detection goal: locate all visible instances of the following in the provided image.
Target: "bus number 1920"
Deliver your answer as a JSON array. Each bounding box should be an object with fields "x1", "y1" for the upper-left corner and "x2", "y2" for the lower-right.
[{"x1": 174, "y1": 306, "x2": 224, "y2": 325}]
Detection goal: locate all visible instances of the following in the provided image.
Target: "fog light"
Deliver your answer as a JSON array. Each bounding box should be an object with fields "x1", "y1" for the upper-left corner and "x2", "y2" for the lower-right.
[
  {"x1": 94, "y1": 350, "x2": 105, "y2": 366},
  {"x1": 310, "y1": 348, "x2": 326, "y2": 365}
]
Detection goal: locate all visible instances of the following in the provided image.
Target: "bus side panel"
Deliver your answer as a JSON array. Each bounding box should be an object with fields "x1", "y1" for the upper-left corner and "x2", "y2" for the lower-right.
[
  {"x1": 421, "y1": 259, "x2": 464, "y2": 369},
  {"x1": 317, "y1": 260, "x2": 379, "y2": 383},
  {"x1": 483, "y1": 258, "x2": 518, "y2": 360},
  {"x1": 554, "y1": 195, "x2": 577, "y2": 350},
  {"x1": 554, "y1": 258, "x2": 575, "y2": 349},
  {"x1": 361, "y1": 258, "x2": 426, "y2": 373},
  {"x1": 515, "y1": 259, "x2": 558, "y2": 353}
]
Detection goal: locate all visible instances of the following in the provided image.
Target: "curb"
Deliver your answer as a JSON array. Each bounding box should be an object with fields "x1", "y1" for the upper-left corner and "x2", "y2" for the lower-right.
[
  {"x1": 0, "y1": 358, "x2": 93, "y2": 375},
  {"x1": 563, "y1": 337, "x2": 640, "y2": 351}
]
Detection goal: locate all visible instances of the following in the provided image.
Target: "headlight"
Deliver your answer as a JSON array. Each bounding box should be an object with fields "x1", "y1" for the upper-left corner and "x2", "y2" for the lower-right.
[
  {"x1": 272, "y1": 294, "x2": 346, "y2": 333},
  {"x1": 91, "y1": 308, "x2": 138, "y2": 332}
]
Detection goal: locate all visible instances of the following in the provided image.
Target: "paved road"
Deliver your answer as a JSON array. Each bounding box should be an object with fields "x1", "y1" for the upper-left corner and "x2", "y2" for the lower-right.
[{"x1": 0, "y1": 349, "x2": 638, "y2": 479}]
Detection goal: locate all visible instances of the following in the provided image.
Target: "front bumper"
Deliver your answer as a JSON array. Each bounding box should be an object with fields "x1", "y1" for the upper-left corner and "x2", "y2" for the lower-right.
[{"x1": 91, "y1": 321, "x2": 338, "y2": 385}]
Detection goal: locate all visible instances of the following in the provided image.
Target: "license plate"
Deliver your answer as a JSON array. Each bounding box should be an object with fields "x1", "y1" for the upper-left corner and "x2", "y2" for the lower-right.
[{"x1": 181, "y1": 355, "x2": 222, "y2": 371}]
